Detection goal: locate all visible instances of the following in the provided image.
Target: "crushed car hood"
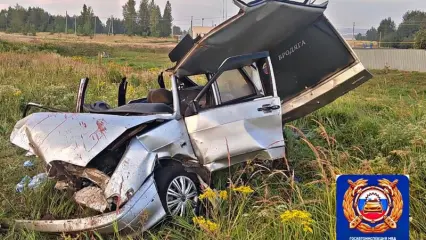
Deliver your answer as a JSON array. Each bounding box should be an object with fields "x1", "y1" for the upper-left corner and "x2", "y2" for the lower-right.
[{"x1": 10, "y1": 112, "x2": 158, "y2": 167}]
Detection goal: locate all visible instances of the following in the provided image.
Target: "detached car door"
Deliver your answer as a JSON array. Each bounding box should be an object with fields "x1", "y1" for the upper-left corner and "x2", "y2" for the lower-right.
[{"x1": 184, "y1": 58, "x2": 284, "y2": 171}]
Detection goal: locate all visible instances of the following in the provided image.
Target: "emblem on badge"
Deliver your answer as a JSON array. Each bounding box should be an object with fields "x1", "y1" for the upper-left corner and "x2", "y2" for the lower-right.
[{"x1": 343, "y1": 178, "x2": 403, "y2": 233}]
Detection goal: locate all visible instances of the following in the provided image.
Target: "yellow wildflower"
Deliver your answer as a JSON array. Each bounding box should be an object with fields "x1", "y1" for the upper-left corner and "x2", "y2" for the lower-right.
[
  {"x1": 97, "y1": 81, "x2": 106, "y2": 88},
  {"x1": 127, "y1": 85, "x2": 136, "y2": 95},
  {"x1": 14, "y1": 90, "x2": 22, "y2": 96},
  {"x1": 205, "y1": 220, "x2": 218, "y2": 232},
  {"x1": 192, "y1": 216, "x2": 218, "y2": 232},
  {"x1": 219, "y1": 190, "x2": 228, "y2": 200},
  {"x1": 199, "y1": 188, "x2": 217, "y2": 200},
  {"x1": 280, "y1": 210, "x2": 314, "y2": 233},
  {"x1": 232, "y1": 186, "x2": 254, "y2": 194},
  {"x1": 303, "y1": 225, "x2": 313, "y2": 233}
]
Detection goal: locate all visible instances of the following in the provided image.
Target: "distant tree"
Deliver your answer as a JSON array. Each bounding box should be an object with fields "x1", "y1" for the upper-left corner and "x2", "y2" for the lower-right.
[
  {"x1": 138, "y1": 0, "x2": 150, "y2": 36},
  {"x1": 172, "y1": 25, "x2": 182, "y2": 35},
  {"x1": 377, "y1": 18, "x2": 398, "y2": 48},
  {"x1": 397, "y1": 11, "x2": 426, "y2": 45},
  {"x1": 114, "y1": 18, "x2": 126, "y2": 34},
  {"x1": 9, "y1": 4, "x2": 27, "y2": 33},
  {"x1": 0, "y1": 10, "x2": 8, "y2": 30},
  {"x1": 122, "y1": 0, "x2": 137, "y2": 35},
  {"x1": 94, "y1": 16, "x2": 105, "y2": 34},
  {"x1": 160, "y1": 1, "x2": 172, "y2": 37},
  {"x1": 105, "y1": 17, "x2": 126, "y2": 34},
  {"x1": 52, "y1": 15, "x2": 66, "y2": 33},
  {"x1": 37, "y1": 9, "x2": 50, "y2": 32},
  {"x1": 149, "y1": 0, "x2": 161, "y2": 37},
  {"x1": 378, "y1": 17, "x2": 396, "y2": 37},
  {"x1": 78, "y1": 4, "x2": 94, "y2": 36},
  {"x1": 355, "y1": 33, "x2": 364, "y2": 41},
  {"x1": 365, "y1": 27, "x2": 378, "y2": 41},
  {"x1": 414, "y1": 29, "x2": 426, "y2": 49}
]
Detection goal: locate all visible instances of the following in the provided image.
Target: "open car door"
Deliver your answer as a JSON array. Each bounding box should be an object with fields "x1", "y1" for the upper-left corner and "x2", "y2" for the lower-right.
[{"x1": 170, "y1": 0, "x2": 373, "y2": 123}]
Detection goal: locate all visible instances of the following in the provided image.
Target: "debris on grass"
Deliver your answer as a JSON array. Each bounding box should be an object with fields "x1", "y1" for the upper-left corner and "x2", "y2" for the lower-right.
[
  {"x1": 15, "y1": 173, "x2": 47, "y2": 193},
  {"x1": 28, "y1": 173, "x2": 47, "y2": 190},
  {"x1": 23, "y1": 160, "x2": 34, "y2": 168},
  {"x1": 15, "y1": 175, "x2": 31, "y2": 193}
]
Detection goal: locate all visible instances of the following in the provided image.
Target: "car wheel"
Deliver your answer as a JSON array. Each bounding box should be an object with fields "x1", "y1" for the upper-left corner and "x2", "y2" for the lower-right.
[{"x1": 155, "y1": 162, "x2": 201, "y2": 217}]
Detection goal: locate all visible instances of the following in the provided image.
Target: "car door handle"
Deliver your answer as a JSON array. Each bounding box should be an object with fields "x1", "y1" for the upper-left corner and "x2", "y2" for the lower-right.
[{"x1": 257, "y1": 104, "x2": 280, "y2": 113}]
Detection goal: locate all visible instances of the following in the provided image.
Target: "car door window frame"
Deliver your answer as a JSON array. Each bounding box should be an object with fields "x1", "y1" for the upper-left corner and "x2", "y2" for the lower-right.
[
  {"x1": 214, "y1": 68, "x2": 260, "y2": 106},
  {"x1": 185, "y1": 51, "x2": 275, "y2": 115}
]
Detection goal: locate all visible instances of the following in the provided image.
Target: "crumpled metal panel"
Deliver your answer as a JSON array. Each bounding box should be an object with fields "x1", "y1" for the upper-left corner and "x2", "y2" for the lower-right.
[
  {"x1": 185, "y1": 96, "x2": 284, "y2": 165},
  {"x1": 137, "y1": 119, "x2": 196, "y2": 159},
  {"x1": 50, "y1": 162, "x2": 110, "y2": 190},
  {"x1": 10, "y1": 112, "x2": 160, "y2": 167},
  {"x1": 103, "y1": 138, "x2": 155, "y2": 202},
  {"x1": 104, "y1": 120, "x2": 196, "y2": 204},
  {"x1": 204, "y1": 147, "x2": 284, "y2": 172},
  {"x1": 74, "y1": 186, "x2": 108, "y2": 213},
  {"x1": 15, "y1": 176, "x2": 166, "y2": 233}
]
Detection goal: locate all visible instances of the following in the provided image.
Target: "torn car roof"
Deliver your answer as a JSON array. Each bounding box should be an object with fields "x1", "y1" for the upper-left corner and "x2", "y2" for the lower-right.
[{"x1": 171, "y1": 0, "x2": 326, "y2": 77}]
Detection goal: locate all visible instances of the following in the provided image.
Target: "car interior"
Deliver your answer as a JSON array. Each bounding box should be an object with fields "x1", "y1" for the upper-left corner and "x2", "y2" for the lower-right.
[{"x1": 77, "y1": 58, "x2": 274, "y2": 118}]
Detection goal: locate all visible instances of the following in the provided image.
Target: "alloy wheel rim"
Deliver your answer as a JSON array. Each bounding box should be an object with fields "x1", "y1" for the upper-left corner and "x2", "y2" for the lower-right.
[{"x1": 166, "y1": 176, "x2": 198, "y2": 216}]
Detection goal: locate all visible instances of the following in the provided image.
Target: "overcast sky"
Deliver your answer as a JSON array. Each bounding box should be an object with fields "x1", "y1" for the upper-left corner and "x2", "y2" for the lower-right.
[{"x1": 0, "y1": 0, "x2": 425, "y2": 31}]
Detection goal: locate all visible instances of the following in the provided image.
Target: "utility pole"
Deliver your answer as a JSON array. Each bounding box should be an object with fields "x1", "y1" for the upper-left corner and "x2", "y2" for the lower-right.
[
  {"x1": 74, "y1": 16, "x2": 77, "y2": 35},
  {"x1": 65, "y1": 11, "x2": 68, "y2": 34},
  {"x1": 190, "y1": 16, "x2": 193, "y2": 33},
  {"x1": 379, "y1": 32, "x2": 382, "y2": 48},
  {"x1": 94, "y1": 16, "x2": 96, "y2": 36},
  {"x1": 352, "y1": 22, "x2": 355, "y2": 47},
  {"x1": 202, "y1": 18, "x2": 204, "y2": 27},
  {"x1": 107, "y1": 17, "x2": 110, "y2": 35},
  {"x1": 111, "y1": 15, "x2": 114, "y2": 35}
]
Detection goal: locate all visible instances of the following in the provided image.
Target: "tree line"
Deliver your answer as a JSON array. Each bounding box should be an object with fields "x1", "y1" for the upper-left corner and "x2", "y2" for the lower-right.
[
  {"x1": 122, "y1": 0, "x2": 173, "y2": 37},
  {"x1": 355, "y1": 10, "x2": 426, "y2": 49},
  {"x1": 0, "y1": 0, "x2": 177, "y2": 37}
]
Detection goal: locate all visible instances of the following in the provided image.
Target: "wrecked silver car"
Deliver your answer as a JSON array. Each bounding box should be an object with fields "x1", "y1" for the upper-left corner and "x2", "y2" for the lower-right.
[{"x1": 9, "y1": 0, "x2": 372, "y2": 234}]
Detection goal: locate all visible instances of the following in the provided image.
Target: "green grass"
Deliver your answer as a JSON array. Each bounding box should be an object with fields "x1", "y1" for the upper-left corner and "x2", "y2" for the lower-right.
[{"x1": 0, "y1": 39, "x2": 425, "y2": 239}]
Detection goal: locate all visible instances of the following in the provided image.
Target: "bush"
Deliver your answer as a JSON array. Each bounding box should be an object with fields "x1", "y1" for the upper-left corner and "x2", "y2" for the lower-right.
[
  {"x1": 106, "y1": 67, "x2": 123, "y2": 84},
  {"x1": 414, "y1": 30, "x2": 426, "y2": 49},
  {"x1": 129, "y1": 74, "x2": 141, "y2": 87}
]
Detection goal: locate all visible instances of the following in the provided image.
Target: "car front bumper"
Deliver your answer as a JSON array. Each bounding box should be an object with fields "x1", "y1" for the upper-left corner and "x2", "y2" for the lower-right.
[{"x1": 15, "y1": 176, "x2": 166, "y2": 234}]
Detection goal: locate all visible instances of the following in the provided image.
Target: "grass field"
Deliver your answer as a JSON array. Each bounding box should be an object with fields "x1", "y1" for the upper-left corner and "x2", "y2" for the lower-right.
[{"x1": 0, "y1": 34, "x2": 425, "y2": 239}]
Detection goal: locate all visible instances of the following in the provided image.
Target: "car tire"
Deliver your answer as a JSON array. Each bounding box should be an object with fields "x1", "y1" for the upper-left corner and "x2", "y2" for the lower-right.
[{"x1": 154, "y1": 161, "x2": 201, "y2": 217}]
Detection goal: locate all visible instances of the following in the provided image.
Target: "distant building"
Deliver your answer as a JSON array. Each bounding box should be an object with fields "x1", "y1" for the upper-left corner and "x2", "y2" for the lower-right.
[{"x1": 190, "y1": 26, "x2": 215, "y2": 39}]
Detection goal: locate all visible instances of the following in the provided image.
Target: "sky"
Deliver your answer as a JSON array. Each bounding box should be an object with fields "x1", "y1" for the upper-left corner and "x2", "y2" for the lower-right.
[{"x1": 0, "y1": 0, "x2": 425, "y2": 31}]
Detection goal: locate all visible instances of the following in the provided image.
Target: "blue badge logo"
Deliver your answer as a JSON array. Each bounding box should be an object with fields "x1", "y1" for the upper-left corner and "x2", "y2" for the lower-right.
[{"x1": 336, "y1": 175, "x2": 409, "y2": 240}]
